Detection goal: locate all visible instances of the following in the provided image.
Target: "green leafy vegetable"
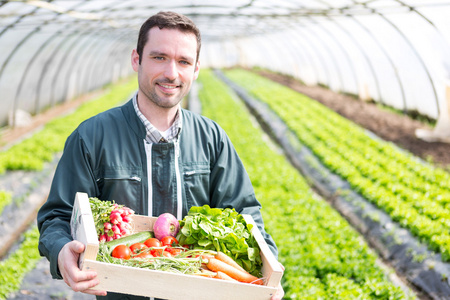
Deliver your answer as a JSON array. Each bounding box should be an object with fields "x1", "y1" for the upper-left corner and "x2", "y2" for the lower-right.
[{"x1": 177, "y1": 205, "x2": 262, "y2": 276}]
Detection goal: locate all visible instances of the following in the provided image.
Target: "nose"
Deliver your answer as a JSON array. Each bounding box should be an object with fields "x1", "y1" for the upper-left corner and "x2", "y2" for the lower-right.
[{"x1": 163, "y1": 60, "x2": 178, "y2": 81}]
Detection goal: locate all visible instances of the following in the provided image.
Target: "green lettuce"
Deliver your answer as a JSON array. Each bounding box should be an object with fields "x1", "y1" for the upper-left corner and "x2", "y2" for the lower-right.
[{"x1": 177, "y1": 205, "x2": 262, "y2": 276}]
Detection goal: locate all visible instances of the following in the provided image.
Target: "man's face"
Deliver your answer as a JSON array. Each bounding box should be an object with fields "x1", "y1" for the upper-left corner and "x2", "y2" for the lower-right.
[{"x1": 131, "y1": 27, "x2": 200, "y2": 109}]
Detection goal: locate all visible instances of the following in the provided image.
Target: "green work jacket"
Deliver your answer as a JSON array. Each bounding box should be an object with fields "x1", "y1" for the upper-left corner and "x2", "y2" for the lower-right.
[{"x1": 37, "y1": 99, "x2": 278, "y2": 299}]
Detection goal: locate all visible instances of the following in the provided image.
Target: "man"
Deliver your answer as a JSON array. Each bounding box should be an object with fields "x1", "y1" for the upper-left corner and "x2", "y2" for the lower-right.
[{"x1": 37, "y1": 11, "x2": 284, "y2": 299}]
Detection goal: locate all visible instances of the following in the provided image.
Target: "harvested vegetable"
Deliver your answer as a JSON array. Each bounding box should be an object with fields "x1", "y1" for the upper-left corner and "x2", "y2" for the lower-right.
[
  {"x1": 206, "y1": 258, "x2": 263, "y2": 285},
  {"x1": 105, "y1": 231, "x2": 152, "y2": 251},
  {"x1": 144, "y1": 238, "x2": 162, "y2": 248},
  {"x1": 177, "y1": 205, "x2": 262, "y2": 276},
  {"x1": 130, "y1": 243, "x2": 147, "y2": 254},
  {"x1": 160, "y1": 236, "x2": 178, "y2": 247},
  {"x1": 153, "y1": 213, "x2": 180, "y2": 240},
  {"x1": 215, "y1": 251, "x2": 247, "y2": 273},
  {"x1": 215, "y1": 271, "x2": 238, "y2": 281},
  {"x1": 111, "y1": 245, "x2": 131, "y2": 260},
  {"x1": 89, "y1": 197, "x2": 135, "y2": 242}
]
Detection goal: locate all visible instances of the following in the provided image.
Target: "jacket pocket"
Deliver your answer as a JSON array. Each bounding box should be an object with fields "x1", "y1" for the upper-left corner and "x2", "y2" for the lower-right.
[
  {"x1": 96, "y1": 171, "x2": 142, "y2": 211},
  {"x1": 183, "y1": 163, "x2": 210, "y2": 208}
]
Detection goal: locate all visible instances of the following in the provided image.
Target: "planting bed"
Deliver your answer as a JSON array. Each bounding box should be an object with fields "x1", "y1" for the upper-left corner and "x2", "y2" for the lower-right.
[
  {"x1": 197, "y1": 69, "x2": 412, "y2": 299},
  {"x1": 217, "y1": 68, "x2": 450, "y2": 299}
]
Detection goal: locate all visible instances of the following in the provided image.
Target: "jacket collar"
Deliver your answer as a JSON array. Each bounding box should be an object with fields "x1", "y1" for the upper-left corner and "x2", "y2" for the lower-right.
[{"x1": 121, "y1": 98, "x2": 147, "y2": 140}]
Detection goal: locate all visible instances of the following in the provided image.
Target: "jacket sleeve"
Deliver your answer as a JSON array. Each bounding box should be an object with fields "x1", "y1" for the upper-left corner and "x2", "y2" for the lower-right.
[
  {"x1": 37, "y1": 129, "x2": 98, "y2": 279},
  {"x1": 209, "y1": 130, "x2": 278, "y2": 259}
]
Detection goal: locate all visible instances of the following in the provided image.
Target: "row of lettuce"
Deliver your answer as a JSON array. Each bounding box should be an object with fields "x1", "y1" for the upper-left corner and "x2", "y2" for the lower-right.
[
  {"x1": 0, "y1": 79, "x2": 138, "y2": 216},
  {"x1": 198, "y1": 69, "x2": 411, "y2": 299},
  {"x1": 223, "y1": 68, "x2": 450, "y2": 262},
  {"x1": 0, "y1": 78, "x2": 138, "y2": 299},
  {"x1": 0, "y1": 227, "x2": 41, "y2": 299}
]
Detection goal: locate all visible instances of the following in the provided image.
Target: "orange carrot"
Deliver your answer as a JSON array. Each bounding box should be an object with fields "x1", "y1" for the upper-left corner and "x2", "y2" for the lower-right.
[
  {"x1": 195, "y1": 268, "x2": 217, "y2": 278},
  {"x1": 215, "y1": 271, "x2": 238, "y2": 281},
  {"x1": 215, "y1": 251, "x2": 247, "y2": 273},
  {"x1": 206, "y1": 258, "x2": 264, "y2": 285}
]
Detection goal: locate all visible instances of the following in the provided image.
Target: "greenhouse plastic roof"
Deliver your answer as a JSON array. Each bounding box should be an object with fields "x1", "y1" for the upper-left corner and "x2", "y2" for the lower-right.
[{"x1": 2, "y1": 0, "x2": 450, "y2": 128}]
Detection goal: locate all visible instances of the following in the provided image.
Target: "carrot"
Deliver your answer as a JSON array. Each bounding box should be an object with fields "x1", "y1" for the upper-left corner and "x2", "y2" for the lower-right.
[
  {"x1": 195, "y1": 269, "x2": 217, "y2": 278},
  {"x1": 201, "y1": 254, "x2": 215, "y2": 261},
  {"x1": 206, "y1": 258, "x2": 264, "y2": 285},
  {"x1": 215, "y1": 271, "x2": 238, "y2": 281},
  {"x1": 215, "y1": 251, "x2": 247, "y2": 273}
]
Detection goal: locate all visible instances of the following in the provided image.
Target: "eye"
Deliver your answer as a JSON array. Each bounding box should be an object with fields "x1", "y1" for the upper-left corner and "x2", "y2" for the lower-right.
[{"x1": 180, "y1": 60, "x2": 191, "y2": 65}]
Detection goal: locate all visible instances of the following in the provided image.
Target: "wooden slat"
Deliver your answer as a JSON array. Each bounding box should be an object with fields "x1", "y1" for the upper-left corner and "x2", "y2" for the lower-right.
[
  {"x1": 84, "y1": 260, "x2": 277, "y2": 300},
  {"x1": 242, "y1": 214, "x2": 284, "y2": 288},
  {"x1": 71, "y1": 192, "x2": 99, "y2": 267}
]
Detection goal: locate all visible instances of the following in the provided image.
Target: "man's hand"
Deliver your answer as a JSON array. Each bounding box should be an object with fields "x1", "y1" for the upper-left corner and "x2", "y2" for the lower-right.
[
  {"x1": 58, "y1": 240, "x2": 107, "y2": 296},
  {"x1": 271, "y1": 282, "x2": 285, "y2": 300},
  {"x1": 271, "y1": 263, "x2": 285, "y2": 300}
]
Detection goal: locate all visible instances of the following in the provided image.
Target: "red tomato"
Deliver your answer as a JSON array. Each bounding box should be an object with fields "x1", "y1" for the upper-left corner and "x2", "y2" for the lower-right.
[
  {"x1": 167, "y1": 248, "x2": 183, "y2": 256},
  {"x1": 111, "y1": 245, "x2": 131, "y2": 260},
  {"x1": 144, "y1": 238, "x2": 162, "y2": 248},
  {"x1": 160, "y1": 236, "x2": 178, "y2": 247},
  {"x1": 150, "y1": 248, "x2": 164, "y2": 257},
  {"x1": 135, "y1": 252, "x2": 153, "y2": 259},
  {"x1": 162, "y1": 251, "x2": 172, "y2": 258},
  {"x1": 129, "y1": 243, "x2": 147, "y2": 254}
]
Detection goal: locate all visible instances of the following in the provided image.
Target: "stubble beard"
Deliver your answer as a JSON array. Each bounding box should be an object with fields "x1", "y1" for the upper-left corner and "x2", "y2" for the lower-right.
[{"x1": 142, "y1": 80, "x2": 186, "y2": 109}]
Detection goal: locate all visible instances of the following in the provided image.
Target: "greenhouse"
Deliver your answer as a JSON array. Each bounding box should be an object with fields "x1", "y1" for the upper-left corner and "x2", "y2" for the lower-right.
[{"x1": 1, "y1": 0, "x2": 450, "y2": 299}]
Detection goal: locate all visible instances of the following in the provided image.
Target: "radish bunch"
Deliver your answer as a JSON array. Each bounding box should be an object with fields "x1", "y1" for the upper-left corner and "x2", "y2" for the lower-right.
[{"x1": 89, "y1": 197, "x2": 135, "y2": 243}]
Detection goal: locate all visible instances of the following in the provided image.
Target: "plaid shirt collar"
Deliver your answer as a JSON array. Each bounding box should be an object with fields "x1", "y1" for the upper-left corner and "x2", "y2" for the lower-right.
[{"x1": 132, "y1": 93, "x2": 182, "y2": 144}]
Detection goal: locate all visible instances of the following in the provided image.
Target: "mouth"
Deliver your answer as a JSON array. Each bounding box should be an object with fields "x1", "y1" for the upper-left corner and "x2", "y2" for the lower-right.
[{"x1": 157, "y1": 82, "x2": 181, "y2": 94}]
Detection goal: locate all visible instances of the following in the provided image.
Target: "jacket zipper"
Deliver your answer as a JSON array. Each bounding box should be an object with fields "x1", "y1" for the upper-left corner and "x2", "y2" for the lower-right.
[
  {"x1": 145, "y1": 141, "x2": 153, "y2": 217},
  {"x1": 174, "y1": 140, "x2": 182, "y2": 220}
]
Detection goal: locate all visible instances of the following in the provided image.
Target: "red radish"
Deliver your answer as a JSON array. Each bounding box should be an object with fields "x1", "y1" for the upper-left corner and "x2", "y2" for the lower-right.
[
  {"x1": 99, "y1": 234, "x2": 107, "y2": 243},
  {"x1": 153, "y1": 213, "x2": 180, "y2": 240},
  {"x1": 104, "y1": 222, "x2": 112, "y2": 230},
  {"x1": 90, "y1": 198, "x2": 136, "y2": 243},
  {"x1": 110, "y1": 212, "x2": 122, "y2": 225}
]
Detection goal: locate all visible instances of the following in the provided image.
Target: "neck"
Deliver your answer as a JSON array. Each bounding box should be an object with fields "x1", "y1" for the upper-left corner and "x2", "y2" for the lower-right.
[{"x1": 136, "y1": 93, "x2": 179, "y2": 132}]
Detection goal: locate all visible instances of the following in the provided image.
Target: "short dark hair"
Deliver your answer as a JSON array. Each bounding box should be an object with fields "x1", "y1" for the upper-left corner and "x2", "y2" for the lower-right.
[{"x1": 137, "y1": 11, "x2": 201, "y2": 64}]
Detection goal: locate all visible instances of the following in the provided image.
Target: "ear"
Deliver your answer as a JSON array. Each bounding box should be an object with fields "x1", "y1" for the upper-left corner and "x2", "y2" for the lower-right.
[
  {"x1": 193, "y1": 60, "x2": 200, "y2": 80},
  {"x1": 131, "y1": 49, "x2": 140, "y2": 72}
]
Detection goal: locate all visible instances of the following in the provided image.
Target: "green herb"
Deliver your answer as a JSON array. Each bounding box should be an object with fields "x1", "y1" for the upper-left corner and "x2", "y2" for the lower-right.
[
  {"x1": 96, "y1": 244, "x2": 212, "y2": 275},
  {"x1": 177, "y1": 205, "x2": 262, "y2": 277},
  {"x1": 90, "y1": 197, "x2": 119, "y2": 237}
]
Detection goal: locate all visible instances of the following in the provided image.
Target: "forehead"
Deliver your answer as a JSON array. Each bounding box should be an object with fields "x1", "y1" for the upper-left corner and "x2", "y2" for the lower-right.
[{"x1": 145, "y1": 27, "x2": 197, "y2": 59}]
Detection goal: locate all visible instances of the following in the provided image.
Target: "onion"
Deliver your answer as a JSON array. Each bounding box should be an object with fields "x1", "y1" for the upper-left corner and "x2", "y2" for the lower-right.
[{"x1": 153, "y1": 213, "x2": 180, "y2": 240}]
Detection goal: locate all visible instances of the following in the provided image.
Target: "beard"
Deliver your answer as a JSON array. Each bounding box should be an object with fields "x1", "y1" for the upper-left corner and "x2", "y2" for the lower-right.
[{"x1": 141, "y1": 78, "x2": 187, "y2": 109}]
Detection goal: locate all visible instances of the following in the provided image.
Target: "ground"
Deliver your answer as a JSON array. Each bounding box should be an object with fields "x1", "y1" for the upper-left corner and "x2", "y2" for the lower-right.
[{"x1": 258, "y1": 70, "x2": 450, "y2": 171}]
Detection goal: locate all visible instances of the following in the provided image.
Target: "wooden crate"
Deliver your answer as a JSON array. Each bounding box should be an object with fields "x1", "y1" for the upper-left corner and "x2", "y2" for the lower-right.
[{"x1": 71, "y1": 192, "x2": 283, "y2": 300}]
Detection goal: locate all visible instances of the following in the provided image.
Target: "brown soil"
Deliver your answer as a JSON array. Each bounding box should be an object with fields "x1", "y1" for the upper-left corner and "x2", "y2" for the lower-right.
[{"x1": 258, "y1": 71, "x2": 450, "y2": 170}]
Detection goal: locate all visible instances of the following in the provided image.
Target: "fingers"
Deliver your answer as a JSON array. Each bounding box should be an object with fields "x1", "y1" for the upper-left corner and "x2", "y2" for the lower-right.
[
  {"x1": 270, "y1": 263, "x2": 285, "y2": 300},
  {"x1": 271, "y1": 283, "x2": 285, "y2": 300},
  {"x1": 58, "y1": 241, "x2": 107, "y2": 296},
  {"x1": 68, "y1": 239, "x2": 85, "y2": 254}
]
